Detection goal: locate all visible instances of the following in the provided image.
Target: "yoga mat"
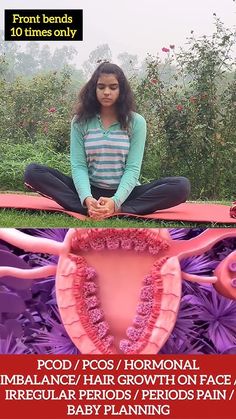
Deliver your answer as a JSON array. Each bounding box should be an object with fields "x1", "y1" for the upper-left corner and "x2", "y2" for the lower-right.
[
  {"x1": 0, "y1": 193, "x2": 86, "y2": 220},
  {"x1": 0, "y1": 193, "x2": 235, "y2": 224}
]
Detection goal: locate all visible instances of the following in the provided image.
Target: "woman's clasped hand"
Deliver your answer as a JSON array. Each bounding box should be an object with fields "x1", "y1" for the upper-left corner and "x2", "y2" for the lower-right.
[{"x1": 85, "y1": 197, "x2": 116, "y2": 219}]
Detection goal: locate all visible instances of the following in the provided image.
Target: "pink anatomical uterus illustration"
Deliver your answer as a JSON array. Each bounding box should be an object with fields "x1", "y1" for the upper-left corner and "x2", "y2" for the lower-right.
[{"x1": 0, "y1": 228, "x2": 235, "y2": 355}]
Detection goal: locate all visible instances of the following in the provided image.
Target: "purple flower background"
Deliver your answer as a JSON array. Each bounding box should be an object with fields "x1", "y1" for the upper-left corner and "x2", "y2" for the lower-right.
[{"x1": 0, "y1": 228, "x2": 235, "y2": 355}]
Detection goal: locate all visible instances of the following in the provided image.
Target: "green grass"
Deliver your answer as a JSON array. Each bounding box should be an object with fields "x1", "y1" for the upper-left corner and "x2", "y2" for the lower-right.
[
  {"x1": 0, "y1": 208, "x2": 235, "y2": 228},
  {"x1": 0, "y1": 192, "x2": 234, "y2": 228}
]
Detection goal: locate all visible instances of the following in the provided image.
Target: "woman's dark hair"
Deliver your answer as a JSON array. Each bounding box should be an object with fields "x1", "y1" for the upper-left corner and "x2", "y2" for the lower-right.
[{"x1": 73, "y1": 62, "x2": 136, "y2": 130}]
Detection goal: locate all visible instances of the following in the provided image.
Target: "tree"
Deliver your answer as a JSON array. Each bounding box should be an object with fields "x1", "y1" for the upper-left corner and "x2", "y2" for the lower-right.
[
  {"x1": 0, "y1": 30, "x2": 19, "y2": 80},
  {"x1": 38, "y1": 45, "x2": 52, "y2": 71},
  {"x1": 117, "y1": 52, "x2": 138, "y2": 77},
  {"x1": 50, "y1": 46, "x2": 78, "y2": 71},
  {"x1": 82, "y1": 44, "x2": 112, "y2": 78},
  {"x1": 0, "y1": 32, "x2": 78, "y2": 79}
]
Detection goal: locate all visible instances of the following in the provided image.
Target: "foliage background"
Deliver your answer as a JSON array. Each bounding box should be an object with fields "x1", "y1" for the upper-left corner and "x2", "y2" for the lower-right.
[{"x1": 1, "y1": 15, "x2": 235, "y2": 200}]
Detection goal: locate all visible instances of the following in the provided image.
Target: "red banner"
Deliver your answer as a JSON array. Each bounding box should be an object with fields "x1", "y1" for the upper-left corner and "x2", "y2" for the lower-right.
[{"x1": 0, "y1": 355, "x2": 235, "y2": 419}]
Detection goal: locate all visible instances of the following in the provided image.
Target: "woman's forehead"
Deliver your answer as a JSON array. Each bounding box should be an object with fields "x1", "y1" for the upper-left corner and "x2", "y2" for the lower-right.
[{"x1": 97, "y1": 73, "x2": 119, "y2": 84}]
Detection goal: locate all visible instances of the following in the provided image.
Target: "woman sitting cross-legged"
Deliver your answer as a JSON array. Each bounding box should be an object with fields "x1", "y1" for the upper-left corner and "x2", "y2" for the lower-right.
[{"x1": 24, "y1": 62, "x2": 190, "y2": 219}]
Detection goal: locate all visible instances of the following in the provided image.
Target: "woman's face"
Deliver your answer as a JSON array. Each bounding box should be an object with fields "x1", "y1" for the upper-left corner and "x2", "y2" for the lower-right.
[{"x1": 96, "y1": 73, "x2": 120, "y2": 108}]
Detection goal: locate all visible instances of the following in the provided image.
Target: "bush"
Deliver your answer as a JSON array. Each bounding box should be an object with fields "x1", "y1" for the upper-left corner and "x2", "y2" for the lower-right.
[
  {"x1": 133, "y1": 17, "x2": 236, "y2": 199},
  {"x1": 3, "y1": 68, "x2": 75, "y2": 152},
  {"x1": 0, "y1": 140, "x2": 70, "y2": 191}
]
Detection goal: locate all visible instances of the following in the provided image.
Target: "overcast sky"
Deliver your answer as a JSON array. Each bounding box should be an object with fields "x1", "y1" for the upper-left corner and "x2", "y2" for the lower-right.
[{"x1": 1, "y1": 0, "x2": 236, "y2": 67}]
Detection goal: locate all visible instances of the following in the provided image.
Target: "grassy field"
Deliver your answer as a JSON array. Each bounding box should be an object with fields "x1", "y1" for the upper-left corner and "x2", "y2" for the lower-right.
[
  {"x1": 0, "y1": 191, "x2": 234, "y2": 228},
  {"x1": 0, "y1": 207, "x2": 235, "y2": 228}
]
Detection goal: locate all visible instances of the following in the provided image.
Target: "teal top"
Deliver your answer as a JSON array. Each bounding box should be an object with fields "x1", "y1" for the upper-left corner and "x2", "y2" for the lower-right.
[{"x1": 70, "y1": 112, "x2": 147, "y2": 209}]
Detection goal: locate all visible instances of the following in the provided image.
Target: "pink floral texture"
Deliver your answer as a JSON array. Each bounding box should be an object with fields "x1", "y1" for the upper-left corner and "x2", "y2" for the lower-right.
[
  {"x1": 150, "y1": 78, "x2": 158, "y2": 85},
  {"x1": 189, "y1": 96, "x2": 197, "y2": 103}
]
